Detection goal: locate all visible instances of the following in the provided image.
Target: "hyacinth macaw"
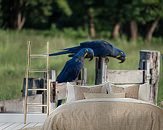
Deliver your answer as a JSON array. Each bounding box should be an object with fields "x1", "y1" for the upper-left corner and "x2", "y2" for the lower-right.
[
  {"x1": 49, "y1": 40, "x2": 126, "y2": 63},
  {"x1": 56, "y1": 48, "x2": 94, "y2": 83},
  {"x1": 56, "y1": 48, "x2": 94, "y2": 106}
]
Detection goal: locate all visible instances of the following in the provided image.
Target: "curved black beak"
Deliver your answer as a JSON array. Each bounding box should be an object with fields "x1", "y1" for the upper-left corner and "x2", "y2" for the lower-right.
[
  {"x1": 118, "y1": 56, "x2": 126, "y2": 63},
  {"x1": 88, "y1": 53, "x2": 94, "y2": 61},
  {"x1": 89, "y1": 55, "x2": 94, "y2": 61},
  {"x1": 85, "y1": 52, "x2": 94, "y2": 61}
]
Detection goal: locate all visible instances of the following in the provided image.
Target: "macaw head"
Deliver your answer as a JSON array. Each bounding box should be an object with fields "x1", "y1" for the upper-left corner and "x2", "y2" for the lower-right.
[
  {"x1": 114, "y1": 48, "x2": 126, "y2": 63},
  {"x1": 74, "y1": 48, "x2": 94, "y2": 61},
  {"x1": 84, "y1": 48, "x2": 94, "y2": 61}
]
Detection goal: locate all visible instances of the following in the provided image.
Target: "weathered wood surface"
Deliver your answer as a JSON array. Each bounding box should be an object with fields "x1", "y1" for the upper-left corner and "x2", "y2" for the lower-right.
[
  {"x1": 0, "y1": 122, "x2": 43, "y2": 130},
  {"x1": 0, "y1": 95, "x2": 42, "y2": 113},
  {"x1": 49, "y1": 70, "x2": 56, "y2": 81},
  {"x1": 107, "y1": 70, "x2": 144, "y2": 84},
  {"x1": 77, "y1": 68, "x2": 87, "y2": 85},
  {"x1": 139, "y1": 50, "x2": 160, "y2": 104},
  {"x1": 0, "y1": 113, "x2": 46, "y2": 123},
  {"x1": 81, "y1": 68, "x2": 87, "y2": 85},
  {"x1": 55, "y1": 83, "x2": 67, "y2": 100},
  {"x1": 95, "y1": 57, "x2": 108, "y2": 85}
]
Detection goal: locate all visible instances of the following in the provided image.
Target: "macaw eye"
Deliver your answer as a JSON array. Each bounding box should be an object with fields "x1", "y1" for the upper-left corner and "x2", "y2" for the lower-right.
[{"x1": 121, "y1": 52, "x2": 123, "y2": 54}]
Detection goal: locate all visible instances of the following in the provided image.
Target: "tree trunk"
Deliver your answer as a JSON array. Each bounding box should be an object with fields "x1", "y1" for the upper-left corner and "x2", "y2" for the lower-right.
[
  {"x1": 130, "y1": 20, "x2": 138, "y2": 41},
  {"x1": 112, "y1": 22, "x2": 121, "y2": 39},
  {"x1": 17, "y1": 12, "x2": 25, "y2": 30},
  {"x1": 9, "y1": 0, "x2": 25, "y2": 30},
  {"x1": 145, "y1": 18, "x2": 160, "y2": 44},
  {"x1": 88, "y1": 9, "x2": 96, "y2": 38}
]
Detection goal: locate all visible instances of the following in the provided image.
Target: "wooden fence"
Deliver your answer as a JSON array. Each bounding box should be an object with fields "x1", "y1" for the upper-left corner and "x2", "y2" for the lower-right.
[{"x1": 96, "y1": 50, "x2": 160, "y2": 104}]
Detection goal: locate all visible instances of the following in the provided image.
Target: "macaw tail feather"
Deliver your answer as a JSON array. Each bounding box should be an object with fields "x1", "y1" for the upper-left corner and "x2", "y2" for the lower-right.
[
  {"x1": 49, "y1": 51, "x2": 69, "y2": 56},
  {"x1": 68, "y1": 54, "x2": 74, "y2": 57},
  {"x1": 63, "y1": 46, "x2": 80, "y2": 51}
]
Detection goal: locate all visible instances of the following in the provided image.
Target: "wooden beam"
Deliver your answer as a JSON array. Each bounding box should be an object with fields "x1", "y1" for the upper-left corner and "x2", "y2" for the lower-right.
[
  {"x1": 50, "y1": 70, "x2": 56, "y2": 81},
  {"x1": 107, "y1": 70, "x2": 144, "y2": 84},
  {"x1": 78, "y1": 68, "x2": 87, "y2": 85},
  {"x1": 0, "y1": 114, "x2": 46, "y2": 123},
  {"x1": 95, "y1": 57, "x2": 108, "y2": 85},
  {"x1": 139, "y1": 50, "x2": 160, "y2": 104}
]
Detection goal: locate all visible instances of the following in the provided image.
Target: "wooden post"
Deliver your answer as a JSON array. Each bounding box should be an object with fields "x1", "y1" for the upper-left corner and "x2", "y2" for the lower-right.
[
  {"x1": 81, "y1": 68, "x2": 87, "y2": 85},
  {"x1": 49, "y1": 81, "x2": 56, "y2": 113},
  {"x1": 139, "y1": 50, "x2": 160, "y2": 104},
  {"x1": 50, "y1": 70, "x2": 56, "y2": 81},
  {"x1": 95, "y1": 57, "x2": 108, "y2": 85},
  {"x1": 78, "y1": 68, "x2": 87, "y2": 85}
]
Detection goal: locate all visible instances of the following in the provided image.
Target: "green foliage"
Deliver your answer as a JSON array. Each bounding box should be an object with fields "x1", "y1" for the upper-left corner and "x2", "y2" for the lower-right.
[
  {"x1": 55, "y1": 0, "x2": 72, "y2": 16},
  {"x1": 0, "y1": 0, "x2": 162, "y2": 40},
  {"x1": 25, "y1": 0, "x2": 53, "y2": 29},
  {"x1": 142, "y1": 0, "x2": 160, "y2": 4},
  {"x1": 62, "y1": 28, "x2": 89, "y2": 38}
]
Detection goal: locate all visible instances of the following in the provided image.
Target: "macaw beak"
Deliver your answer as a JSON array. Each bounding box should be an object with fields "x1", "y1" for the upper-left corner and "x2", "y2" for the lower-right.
[
  {"x1": 88, "y1": 53, "x2": 94, "y2": 61},
  {"x1": 85, "y1": 52, "x2": 94, "y2": 61},
  {"x1": 89, "y1": 54, "x2": 94, "y2": 61},
  {"x1": 117, "y1": 56, "x2": 126, "y2": 63}
]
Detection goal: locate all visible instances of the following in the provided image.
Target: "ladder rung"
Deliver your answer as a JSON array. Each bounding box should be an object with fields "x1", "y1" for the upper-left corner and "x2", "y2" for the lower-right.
[
  {"x1": 29, "y1": 69, "x2": 47, "y2": 73},
  {"x1": 30, "y1": 54, "x2": 47, "y2": 58},
  {"x1": 28, "y1": 88, "x2": 47, "y2": 91},
  {"x1": 27, "y1": 103, "x2": 47, "y2": 107}
]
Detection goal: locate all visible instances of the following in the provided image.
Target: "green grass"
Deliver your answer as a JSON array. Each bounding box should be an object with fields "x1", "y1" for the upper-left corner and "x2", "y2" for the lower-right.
[{"x1": 0, "y1": 29, "x2": 163, "y2": 104}]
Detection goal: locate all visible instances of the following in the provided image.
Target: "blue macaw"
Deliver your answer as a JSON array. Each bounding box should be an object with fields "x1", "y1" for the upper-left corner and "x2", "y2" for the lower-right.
[
  {"x1": 56, "y1": 48, "x2": 94, "y2": 83},
  {"x1": 56, "y1": 48, "x2": 94, "y2": 106},
  {"x1": 49, "y1": 40, "x2": 126, "y2": 63}
]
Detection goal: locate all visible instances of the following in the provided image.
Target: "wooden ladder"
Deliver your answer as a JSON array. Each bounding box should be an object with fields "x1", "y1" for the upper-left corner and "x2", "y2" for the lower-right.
[{"x1": 24, "y1": 41, "x2": 50, "y2": 124}]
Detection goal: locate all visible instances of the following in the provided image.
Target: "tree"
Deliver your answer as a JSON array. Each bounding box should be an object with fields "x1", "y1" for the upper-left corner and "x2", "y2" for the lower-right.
[
  {"x1": 25, "y1": 0, "x2": 53, "y2": 29},
  {"x1": 65, "y1": 0, "x2": 97, "y2": 38},
  {"x1": 123, "y1": 0, "x2": 143, "y2": 41},
  {"x1": 99, "y1": 0, "x2": 125, "y2": 39},
  {"x1": 0, "y1": 0, "x2": 26, "y2": 29},
  {"x1": 142, "y1": 2, "x2": 163, "y2": 43},
  {"x1": 124, "y1": 0, "x2": 163, "y2": 43},
  {"x1": 95, "y1": 0, "x2": 129, "y2": 39},
  {"x1": 0, "y1": 0, "x2": 53, "y2": 30}
]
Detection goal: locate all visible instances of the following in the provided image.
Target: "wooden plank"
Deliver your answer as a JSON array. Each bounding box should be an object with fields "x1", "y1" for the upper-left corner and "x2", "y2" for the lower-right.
[
  {"x1": 0, "y1": 122, "x2": 14, "y2": 129},
  {"x1": 78, "y1": 68, "x2": 87, "y2": 85},
  {"x1": 50, "y1": 70, "x2": 56, "y2": 81},
  {"x1": 3, "y1": 123, "x2": 22, "y2": 130},
  {"x1": 23, "y1": 123, "x2": 38, "y2": 128},
  {"x1": 0, "y1": 122, "x2": 6, "y2": 126},
  {"x1": 0, "y1": 113, "x2": 46, "y2": 123},
  {"x1": 139, "y1": 50, "x2": 160, "y2": 104},
  {"x1": 35, "y1": 122, "x2": 43, "y2": 127},
  {"x1": 1, "y1": 122, "x2": 42, "y2": 130},
  {"x1": 0, "y1": 95, "x2": 43, "y2": 113},
  {"x1": 56, "y1": 83, "x2": 67, "y2": 100},
  {"x1": 12, "y1": 123, "x2": 28, "y2": 129},
  {"x1": 0, "y1": 123, "x2": 8, "y2": 129},
  {"x1": 107, "y1": 70, "x2": 144, "y2": 84}
]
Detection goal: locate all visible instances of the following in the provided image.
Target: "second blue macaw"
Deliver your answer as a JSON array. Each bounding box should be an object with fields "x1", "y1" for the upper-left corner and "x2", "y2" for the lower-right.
[
  {"x1": 56, "y1": 48, "x2": 94, "y2": 83},
  {"x1": 49, "y1": 40, "x2": 126, "y2": 63},
  {"x1": 56, "y1": 48, "x2": 94, "y2": 106}
]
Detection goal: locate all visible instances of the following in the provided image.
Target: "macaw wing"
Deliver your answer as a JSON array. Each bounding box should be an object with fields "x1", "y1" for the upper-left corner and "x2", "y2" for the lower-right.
[
  {"x1": 80, "y1": 40, "x2": 109, "y2": 49},
  {"x1": 80, "y1": 40, "x2": 114, "y2": 57},
  {"x1": 56, "y1": 59, "x2": 82, "y2": 83}
]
